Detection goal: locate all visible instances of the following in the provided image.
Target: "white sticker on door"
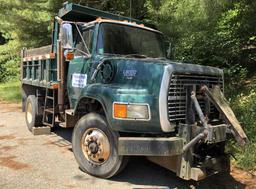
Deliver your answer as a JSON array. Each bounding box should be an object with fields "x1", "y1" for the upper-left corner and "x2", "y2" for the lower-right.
[{"x1": 72, "y1": 73, "x2": 87, "y2": 88}]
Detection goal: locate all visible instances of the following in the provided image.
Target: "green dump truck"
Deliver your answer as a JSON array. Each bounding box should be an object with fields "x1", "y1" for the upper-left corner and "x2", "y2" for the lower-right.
[{"x1": 21, "y1": 3, "x2": 248, "y2": 181}]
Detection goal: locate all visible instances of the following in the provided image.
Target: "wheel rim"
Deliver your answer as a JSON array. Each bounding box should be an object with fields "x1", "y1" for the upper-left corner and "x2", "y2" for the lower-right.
[
  {"x1": 26, "y1": 102, "x2": 33, "y2": 124},
  {"x1": 81, "y1": 128, "x2": 110, "y2": 165}
]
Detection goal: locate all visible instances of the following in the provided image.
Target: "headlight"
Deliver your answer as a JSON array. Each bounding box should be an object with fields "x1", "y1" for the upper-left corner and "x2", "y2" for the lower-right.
[{"x1": 113, "y1": 103, "x2": 150, "y2": 120}]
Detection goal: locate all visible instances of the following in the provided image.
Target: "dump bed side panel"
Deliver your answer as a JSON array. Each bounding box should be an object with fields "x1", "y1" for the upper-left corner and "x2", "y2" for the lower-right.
[
  {"x1": 21, "y1": 48, "x2": 58, "y2": 89},
  {"x1": 25, "y1": 45, "x2": 52, "y2": 57}
]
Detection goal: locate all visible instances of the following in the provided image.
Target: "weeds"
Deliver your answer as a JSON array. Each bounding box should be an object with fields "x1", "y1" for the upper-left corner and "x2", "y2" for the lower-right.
[{"x1": 228, "y1": 88, "x2": 256, "y2": 171}]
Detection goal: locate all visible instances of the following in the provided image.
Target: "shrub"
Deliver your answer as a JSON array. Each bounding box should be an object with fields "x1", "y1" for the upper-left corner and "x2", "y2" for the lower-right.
[{"x1": 228, "y1": 89, "x2": 256, "y2": 171}]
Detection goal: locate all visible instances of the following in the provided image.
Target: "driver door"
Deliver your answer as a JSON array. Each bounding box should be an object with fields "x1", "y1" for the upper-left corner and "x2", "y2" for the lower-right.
[{"x1": 67, "y1": 26, "x2": 94, "y2": 108}]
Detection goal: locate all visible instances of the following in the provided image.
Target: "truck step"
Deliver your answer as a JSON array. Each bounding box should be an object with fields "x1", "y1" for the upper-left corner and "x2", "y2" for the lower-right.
[
  {"x1": 42, "y1": 122, "x2": 54, "y2": 127},
  {"x1": 59, "y1": 122, "x2": 66, "y2": 128},
  {"x1": 32, "y1": 126, "x2": 51, "y2": 135},
  {"x1": 49, "y1": 69, "x2": 57, "y2": 71},
  {"x1": 65, "y1": 109, "x2": 74, "y2": 116},
  {"x1": 45, "y1": 96, "x2": 54, "y2": 100},
  {"x1": 44, "y1": 108, "x2": 55, "y2": 113}
]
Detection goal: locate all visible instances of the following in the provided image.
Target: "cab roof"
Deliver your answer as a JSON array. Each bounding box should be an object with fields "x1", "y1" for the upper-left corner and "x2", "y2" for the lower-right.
[
  {"x1": 59, "y1": 3, "x2": 143, "y2": 24},
  {"x1": 87, "y1": 18, "x2": 161, "y2": 34},
  {"x1": 58, "y1": 3, "x2": 159, "y2": 34}
]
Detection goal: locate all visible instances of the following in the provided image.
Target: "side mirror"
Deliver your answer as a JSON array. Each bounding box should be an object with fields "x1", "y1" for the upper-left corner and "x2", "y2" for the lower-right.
[
  {"x1": 61, "y1": 23, "x2": 73, "y2": 49},
  {"x1": 166, "y1": 42, "x2": 172, "y2": 60}
]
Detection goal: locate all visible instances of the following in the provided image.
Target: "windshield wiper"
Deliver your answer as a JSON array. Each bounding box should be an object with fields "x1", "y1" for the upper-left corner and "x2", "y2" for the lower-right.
[{"x1": 124, "y1": 54, "x2": 148, "y2": 58}]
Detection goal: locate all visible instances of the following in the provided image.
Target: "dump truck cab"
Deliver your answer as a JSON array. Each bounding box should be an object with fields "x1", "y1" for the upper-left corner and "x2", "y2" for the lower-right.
[
  {"x1": 21, "y1": 3, "x2": 248, "y2": 181},
  {"x1": 63, "y1": 19, "x2": 168, "y2": 131}
]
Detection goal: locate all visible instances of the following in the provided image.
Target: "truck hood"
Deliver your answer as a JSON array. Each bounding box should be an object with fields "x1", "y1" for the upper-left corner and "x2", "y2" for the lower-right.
[
  {"x1": 103, "y1": 56, "x2": 223, "y2": 75},
  {"x1": 100, "y1": 56, "x2": 223, "y2": 95}
]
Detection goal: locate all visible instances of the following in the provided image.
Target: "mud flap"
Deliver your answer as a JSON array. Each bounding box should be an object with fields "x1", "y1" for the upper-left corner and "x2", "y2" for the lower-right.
[{"x1": 201, "y1": 85, "x2": 248, "y2": 146}]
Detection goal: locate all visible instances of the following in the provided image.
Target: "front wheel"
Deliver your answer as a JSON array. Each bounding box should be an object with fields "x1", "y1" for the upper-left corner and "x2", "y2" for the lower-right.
[{"x1": 72, "y1": 113, "x2": 128, "y2": 178}]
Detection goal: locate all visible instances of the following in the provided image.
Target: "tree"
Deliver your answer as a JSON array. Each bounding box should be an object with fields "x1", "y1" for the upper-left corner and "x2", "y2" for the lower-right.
[{"x1": 146, "y1": 0, "x2": 256, "y2": 69}]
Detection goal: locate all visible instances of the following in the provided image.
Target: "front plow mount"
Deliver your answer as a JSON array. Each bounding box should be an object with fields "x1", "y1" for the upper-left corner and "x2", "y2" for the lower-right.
[
  {"x1": 118, "y1": 84, "x2": 248, "y2": 181},
  {"x1": 201, "y1": 85, "x2": 248, "y2": 146},
  {"x1": 148, "y1": 85, "x2": 248, "y2": 181}
]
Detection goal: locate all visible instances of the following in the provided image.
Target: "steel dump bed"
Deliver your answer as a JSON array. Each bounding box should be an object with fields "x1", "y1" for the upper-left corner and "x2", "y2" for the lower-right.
[{"x1": 21, "y1": 45, "x2": 58, "y2": 89}]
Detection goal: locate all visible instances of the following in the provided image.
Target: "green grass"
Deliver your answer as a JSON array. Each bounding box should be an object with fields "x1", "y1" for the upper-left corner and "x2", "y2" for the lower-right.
[{"x1": 0, "y1": 80, "x2": 21, "y2": 102}]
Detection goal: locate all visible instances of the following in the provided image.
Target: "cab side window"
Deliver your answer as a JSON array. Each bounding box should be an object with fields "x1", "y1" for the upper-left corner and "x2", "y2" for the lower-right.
[{"x1": 75, "y1": 27, "x2": 94, "y2": 56}]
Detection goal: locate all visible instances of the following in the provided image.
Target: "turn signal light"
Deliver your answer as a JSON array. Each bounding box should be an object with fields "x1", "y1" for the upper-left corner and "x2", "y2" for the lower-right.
[
  {"x1": 65, "y1": 52, "x2": 74, "y2": 61},
  {"x1": 113, "y1": 104, "x2": 127, "y2": 118},
  {"x1": 113, "y1": 103, "x2": 150, "y2": 120},
  {"x1": 52, "y1": 83, "x2": 59, "y2": 89}
]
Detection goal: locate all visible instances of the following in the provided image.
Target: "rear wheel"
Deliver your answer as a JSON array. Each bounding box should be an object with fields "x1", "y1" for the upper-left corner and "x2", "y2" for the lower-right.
[
  {"x1": 72, "y1": 113, "x2": 128, "y2": 178},
  {"x1": 25, "y1": 95, "x2": 42, "y2": 131}
]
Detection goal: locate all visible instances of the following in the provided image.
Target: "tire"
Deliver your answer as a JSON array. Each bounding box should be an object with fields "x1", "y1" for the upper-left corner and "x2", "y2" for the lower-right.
[
  {"x1": 72, "y1": 113, "x2": 128, "y2": 178},
  {"x1": 21, "y1": 89, "x2": 27, "y2": 112},
  {"x1": 25, "y1": 95, "x2": 42, "y2": 131}
]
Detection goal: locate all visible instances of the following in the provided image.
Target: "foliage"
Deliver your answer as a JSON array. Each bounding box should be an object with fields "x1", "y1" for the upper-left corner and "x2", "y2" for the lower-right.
[
  {"x1": 0, "y1": 0, "x2": 52, "y2": 83},
  {"x1": 232, "y1": 90, "x2": 256, "y2": 142},
  {"x1": 146, "y1": 0, "x2": 256, "y2": 68},
  {"x1": 227, "y1": 87, "x2": 256, "y2": 171},
  {"x1": 224, "y1": 65, "x2": 248, "y2": 98}
]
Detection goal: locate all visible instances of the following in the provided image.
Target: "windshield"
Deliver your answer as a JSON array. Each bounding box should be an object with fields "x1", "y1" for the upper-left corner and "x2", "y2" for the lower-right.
[{"x1": 97, "y1": 23, "x2": 166, "y2": 58}]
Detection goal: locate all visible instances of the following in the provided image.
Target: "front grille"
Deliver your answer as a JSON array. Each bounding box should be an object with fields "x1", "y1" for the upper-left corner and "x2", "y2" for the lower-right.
[{"x1": 168, "y1": 74, "x2": 223, "y2": 123}]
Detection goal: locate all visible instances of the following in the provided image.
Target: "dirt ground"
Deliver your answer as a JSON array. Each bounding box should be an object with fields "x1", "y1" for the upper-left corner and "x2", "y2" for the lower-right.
[{"x1": 0, "y1": 102, "x2": 255, "y2": 189}]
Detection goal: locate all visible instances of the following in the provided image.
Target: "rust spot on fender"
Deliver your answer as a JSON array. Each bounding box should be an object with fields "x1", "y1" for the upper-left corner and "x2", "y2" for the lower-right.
[{"x1": 0, "y1": 156, "x2": 30, "y2": 170}]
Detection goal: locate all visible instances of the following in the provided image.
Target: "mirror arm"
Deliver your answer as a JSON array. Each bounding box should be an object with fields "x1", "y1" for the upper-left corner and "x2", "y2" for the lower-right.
[
  {"x1": 73, "y1": 48, "x2": 90, "y2": 57},
  {"x1": 56, "y1": 16, "x2": 90, "y2": 56},
  {"x1": 55, "y1": 16, "x2": 63, "y2": 24}
]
